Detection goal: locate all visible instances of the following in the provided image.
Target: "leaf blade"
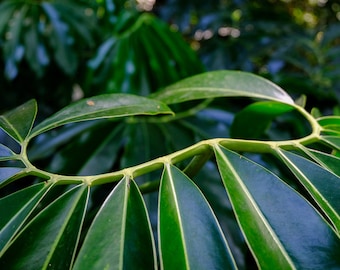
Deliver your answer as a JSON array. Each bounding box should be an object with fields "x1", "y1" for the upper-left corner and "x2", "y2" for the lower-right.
[
  {"x1": 0, "y1": 184, "x2": 89, "y2": 270},
  {"x1": 73, "y1": 177, "x2": 157, "y2": 270},
  {"x1": 30, "y1": 94, "x2": 173, "y2": 138},
  {"x1": 276, "y1": 148, "x2": 340, "y2": 232},
  {"x1": 158, "y1": 164, "x2": 237, "y2": 269},
  {"x1": 214, "y1": 145, "x2": 340, "y2": 269},
  {"x1": 230, "y1": 101, "x2": 294, "y2": 139},
  {"x1": 151, "y1": 70, "x2": 294, "y2": 105},
  {"x1": 0, "y1": 182, "x2": 52, "y2": 253},
  {"x1": 0, "y1": 99, "x2": 37, "y2": 143}
]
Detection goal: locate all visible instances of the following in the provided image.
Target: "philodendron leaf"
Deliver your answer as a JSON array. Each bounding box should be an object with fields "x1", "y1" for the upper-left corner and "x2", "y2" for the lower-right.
[
  {"x1": 230, "y1": 101, "x2": 294, "y2": 139},
  {"x1": 0, "y1": 182, "x2": 52, "y2": 253},
  {"x1": 74, "y1": 177, "x2": 157, "y2": 270},
  {"x1": 158, "y1": 164, "x2": 237, "y2": 270},
  {"x1": 214, "y1": 145, "x2": 340, "y2": 269},
  {"x1": 0, "y1": 184, "x2": 89, "y2": 270},
  {"x1": 0, "y1": 99, "x2": 37, "y2": 143},
  {"x1": 30, "y1": 94, "x2": 173, "y2": 138},
  {"x1": 151, "y1": 70, "x2": 294, "y2": 105},
  {"x1": 276, "y1": 149, "x2": 340, "y2": 232}
]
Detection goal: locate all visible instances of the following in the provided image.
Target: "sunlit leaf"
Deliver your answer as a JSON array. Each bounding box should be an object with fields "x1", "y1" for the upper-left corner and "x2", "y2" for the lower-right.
[
  {"x1": 0, "y1": 182, "x2": 52, "y2": 253},
  {"x1": 74, "y1": 177, "x2": 156, "y2": 270},
  {"x1": 0, "y1": 184, "x2": 89, "y2": 270},
  {"x1": 30, "y1": 94, "x2": 173, "y2": 138},
  {"x1": 158, "y1": 164, "x2": 237, "y2": 269},
  {"x1": 151, "y1": 70, "x2": 294, "y2": 105},
  {"x1": 276, "y1": 149, "x2": 340, "y2": 232},
  {"x1": 0, "y1": 99, "x2": 37, "y2": 143},
  {"x1": 214, "y1": 145, "x2": 340, "y2": 269},
  {"x1": 231, "y1": 101, "x2": 294, "y2": 139}
]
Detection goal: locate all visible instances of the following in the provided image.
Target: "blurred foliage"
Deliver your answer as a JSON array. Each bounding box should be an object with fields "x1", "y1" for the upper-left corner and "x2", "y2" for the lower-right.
[
  {"x1": 1, "y1": 1, "x2": 340, "y2": 268},
  {"x1": 155, "y1": 0, "x2": 340, "y2": 110},
  {"x1": 1, "y1": 0, "x2": 339, "y2": 115}
]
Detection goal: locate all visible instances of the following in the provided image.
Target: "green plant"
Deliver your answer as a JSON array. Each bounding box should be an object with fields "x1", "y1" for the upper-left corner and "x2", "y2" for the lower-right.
[{"x1": 1, "y1": 70, "x2": 340, "y2": 269}]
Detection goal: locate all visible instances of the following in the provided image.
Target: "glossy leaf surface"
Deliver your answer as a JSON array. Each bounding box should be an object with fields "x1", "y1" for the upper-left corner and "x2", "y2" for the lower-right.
[
  {"x1": 74, "y1": 177, "x2": 156, "y2": 270},
  {"x1": 0, "y1": 185, "x2": 89, "y2": 270},
  {"x1": 230, "y1": 101, "x2": 294, "y2": 139},
  {"x1": 0, "y1": 182, "x2": 51, "y2": 252},
  {"x1": 158, "y1": 164, "x2": 236, "y2": 269},
  {"x1": 214, "y1": 145, "x2": 340, "y2": 269},
  {"x1": 276, "y1": 149, "x2": 340, "y2": 232},
  {"x1": 0, "y1": 99, "x2": 37, "y2": 142},
  {"x1": 30, "y1": 94, "x2": 173, "y2": 138},
  {"x1": 152, "y1": 70, "x2": 294, "y2": 105}
]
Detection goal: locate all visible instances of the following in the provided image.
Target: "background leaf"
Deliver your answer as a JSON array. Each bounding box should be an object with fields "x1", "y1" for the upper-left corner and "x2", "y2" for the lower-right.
[
  {"x1": 230, "y1": 101, "x2": 294, "y2": 139},
  {"x1": 0, "y1": 144, "x2": 15, "y2": 161},
  {"x1": 0, "y1": 168, "x2": 24, "y2": 188}
]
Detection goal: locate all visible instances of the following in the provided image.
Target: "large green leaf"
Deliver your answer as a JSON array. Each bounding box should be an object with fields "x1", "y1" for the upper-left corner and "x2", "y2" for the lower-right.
[
  {"x1": 276, "y1": 149, "x2": 340, "y2": 232},
  {"x1": 0, "y1": 99, "x2": 37, "y2": 143},
  {"x1": 151, "y1": 70, "x2": 294, "y2": 105},
  {"x1": 214, "y1": 145, "x2": 340, "y2": 269},
  {"x1": 73, "y1": 177, "x2": 156, "y2": 270},
  {"x1": 0, "y1": 182, "x2": 52, "y2": 253},
  {"x1": 0, "y1": 184, "x2": 89, "y2": 270},
  {"x1": 158, "y1": 164, "x2": 236, "y2": 269},
  {"x1": 30, "y1": 94, "x2": 173, "y2": 138},
  {"x1": 230, "y1": 101, "x2": 294, "y2": 139}
]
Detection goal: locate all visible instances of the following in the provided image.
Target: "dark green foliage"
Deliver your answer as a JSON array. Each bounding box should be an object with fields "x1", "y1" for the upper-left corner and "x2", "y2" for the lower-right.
[{"x1": 1, "y1": 1, "x2": 340, "y2": 269}]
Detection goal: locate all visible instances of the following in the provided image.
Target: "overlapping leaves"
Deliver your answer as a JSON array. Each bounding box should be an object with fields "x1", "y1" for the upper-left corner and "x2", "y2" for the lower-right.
[{"x1": 1, "y1": 70, "x2": 340, "y2": 269}]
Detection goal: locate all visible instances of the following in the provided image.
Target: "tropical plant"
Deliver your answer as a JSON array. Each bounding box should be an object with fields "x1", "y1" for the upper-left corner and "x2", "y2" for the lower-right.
[{"x1": 1, "y1": 70, "x2": 340, "y2": 269}]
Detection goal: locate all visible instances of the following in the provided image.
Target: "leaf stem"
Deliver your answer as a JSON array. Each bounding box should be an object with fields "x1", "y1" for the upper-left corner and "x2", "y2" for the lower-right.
[{"x1": 17, "y1": 104, "x2": 322, "y2": 187}]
